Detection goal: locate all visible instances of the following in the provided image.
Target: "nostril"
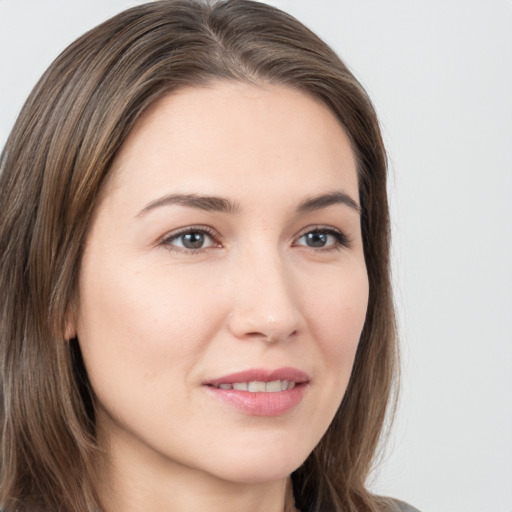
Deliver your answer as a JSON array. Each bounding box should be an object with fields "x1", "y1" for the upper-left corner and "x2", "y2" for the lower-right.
[{"x1": 243, "y1": 329, "x2": 299, "y2": 344}]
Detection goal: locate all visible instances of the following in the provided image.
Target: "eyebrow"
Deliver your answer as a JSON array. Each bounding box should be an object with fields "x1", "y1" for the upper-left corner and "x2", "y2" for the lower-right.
[
  {"x1": 136, "y1": 193, "x2": 241, "y2": 217},
  {"x1": 297, "y1": 191, "x2": 361, "y2": 214},
  {"x1": 136, "y1": 190, "x2": 360, "y2": 218}
]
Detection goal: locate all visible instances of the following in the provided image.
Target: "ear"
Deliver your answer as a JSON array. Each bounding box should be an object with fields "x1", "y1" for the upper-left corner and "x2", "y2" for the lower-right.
[{"x1": 64, "y1": 304, "x2": 77, "y2": 341}]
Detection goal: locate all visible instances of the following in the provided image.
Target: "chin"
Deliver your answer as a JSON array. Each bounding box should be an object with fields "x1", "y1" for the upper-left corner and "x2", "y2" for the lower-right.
[{"x1": 198, "y1": 443, "x2": 310, "y2": 485}]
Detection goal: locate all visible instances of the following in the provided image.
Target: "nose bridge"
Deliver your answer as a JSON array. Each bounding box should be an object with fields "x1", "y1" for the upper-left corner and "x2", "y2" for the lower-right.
[{"x1": 228, "y1": 239, "x2": 301, "y2": 342}]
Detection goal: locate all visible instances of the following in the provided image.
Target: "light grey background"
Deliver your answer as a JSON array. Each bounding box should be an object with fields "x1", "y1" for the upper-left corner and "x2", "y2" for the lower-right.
[{"x1": 1, "y1": 1, "x2": 511, "y2": 511}]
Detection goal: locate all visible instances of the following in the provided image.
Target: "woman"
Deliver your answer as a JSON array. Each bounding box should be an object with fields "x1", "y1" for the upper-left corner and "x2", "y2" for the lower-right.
[{"x1": 0, "y1": 1, "x2": 418, "y2": 511}]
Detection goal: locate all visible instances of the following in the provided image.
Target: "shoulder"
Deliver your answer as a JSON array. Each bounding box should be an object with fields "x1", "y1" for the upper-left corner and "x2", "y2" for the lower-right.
[{"x1": 387, "y1": 498, "x2": 422, "y2": 512}]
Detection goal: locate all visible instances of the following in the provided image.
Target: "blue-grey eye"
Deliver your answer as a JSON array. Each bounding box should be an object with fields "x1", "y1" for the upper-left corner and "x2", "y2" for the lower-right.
[
  {"x1": 296, "y1": 229, "x2": 347, "y2": 249},
  {"x1": 304, "y1": 231, "x2": 328, "y2": 247},
  {"x1": 181, "y1": 232, "x2": 206, "y2": 249},
  {"x1": 166, "y1": 230, "x2": 215, "y2": 250}
]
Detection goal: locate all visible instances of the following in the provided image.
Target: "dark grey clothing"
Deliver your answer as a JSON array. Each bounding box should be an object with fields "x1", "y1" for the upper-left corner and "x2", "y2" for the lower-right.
[{"x1": 391, "y1": 499, "x2": 422, "y2": 512}]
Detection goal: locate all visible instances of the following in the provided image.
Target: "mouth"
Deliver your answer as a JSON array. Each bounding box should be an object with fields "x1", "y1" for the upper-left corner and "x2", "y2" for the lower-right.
[
  {"x1": 210, "y1": 380, "x2": 297, "y2": 392},
  {"x1": 203, "y1": 367, "x2": 309, "y2": 389},
  {"x1": 202, "y1": 367, "x2": 309, "y2": 416}
]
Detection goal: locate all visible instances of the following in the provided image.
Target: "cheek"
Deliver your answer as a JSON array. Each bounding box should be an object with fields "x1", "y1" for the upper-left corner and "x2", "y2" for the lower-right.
[
  {"x1": 306, "y1": 263, "x2": 369, "y2": 356},
  {"x1": 285, "y1": 262, "x2": 368, "y2": 451},
  {"x1": 302, "y1": 260, "x2": 369, "y2": 421},
  {"x1": 75, "y1": 254, "x2": 225, "y2": 399}
]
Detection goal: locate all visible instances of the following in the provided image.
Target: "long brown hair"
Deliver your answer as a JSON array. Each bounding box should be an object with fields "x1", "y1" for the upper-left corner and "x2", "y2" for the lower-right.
[{"x1": 0, "y1": 1, "x2": 397, "y2": 511}]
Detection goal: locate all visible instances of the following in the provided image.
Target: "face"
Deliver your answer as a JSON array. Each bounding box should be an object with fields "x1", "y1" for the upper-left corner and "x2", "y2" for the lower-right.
[{"x1": 73, "y1": 83, "x2": 368, "y2": 486}]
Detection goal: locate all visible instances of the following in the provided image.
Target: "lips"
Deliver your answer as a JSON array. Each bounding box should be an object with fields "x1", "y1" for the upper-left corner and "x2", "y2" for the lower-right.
[
  {"x1": 203, "y1": 367, "x2": 309, "y2": 388},
  {"x1": 202, "y1": 367, "x2": 309, "y2": 416}
]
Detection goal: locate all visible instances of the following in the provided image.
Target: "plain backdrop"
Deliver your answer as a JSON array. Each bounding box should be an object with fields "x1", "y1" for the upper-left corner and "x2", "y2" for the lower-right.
[{"x1": 1, "y1": 1, "x2": 511, "y2": 511}]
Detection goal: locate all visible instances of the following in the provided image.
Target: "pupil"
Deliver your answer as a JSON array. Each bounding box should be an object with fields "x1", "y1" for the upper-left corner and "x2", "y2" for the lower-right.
[
  {"x1": 182, "y1": 232, "x2": 204, "y2": 249},
  {"x1": 306, "y1": 232, "x2": 327, "y2": 247}
]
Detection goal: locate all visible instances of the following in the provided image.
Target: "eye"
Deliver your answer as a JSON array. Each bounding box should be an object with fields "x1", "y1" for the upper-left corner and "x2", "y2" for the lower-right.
[
  {"x1": 295, "y1": 228, "x2": 350, "y2": 250},
  {"x1": 162, "y1": 227, "x2": 219, "y2": 251}
]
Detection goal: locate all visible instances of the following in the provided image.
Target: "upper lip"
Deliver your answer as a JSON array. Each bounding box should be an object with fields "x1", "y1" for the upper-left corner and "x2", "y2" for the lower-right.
[{"x1": 203, "y1": 367, "x2": 310, "y2": 387}]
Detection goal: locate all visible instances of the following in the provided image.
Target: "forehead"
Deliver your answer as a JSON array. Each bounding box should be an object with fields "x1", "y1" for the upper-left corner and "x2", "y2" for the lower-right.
[{"x1": 106, "y1": 82, "x2": 359, "y2": 207}]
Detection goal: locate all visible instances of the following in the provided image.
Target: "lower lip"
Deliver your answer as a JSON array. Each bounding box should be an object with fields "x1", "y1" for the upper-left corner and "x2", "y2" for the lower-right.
[{"x1": 204, "y1": 384, "x2": 307, "y2": 416}]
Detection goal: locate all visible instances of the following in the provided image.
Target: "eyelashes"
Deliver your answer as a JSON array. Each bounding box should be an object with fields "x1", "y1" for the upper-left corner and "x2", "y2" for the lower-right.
[
  {"x1": 161, "y1": 225, "x2": 220, "y2": 252},
  {"x1": 294, "y1": 227, "x2": 350, "y2": 250},
  {"x1": 161, "y1": 225, "x2": 352, "y2": 254}
]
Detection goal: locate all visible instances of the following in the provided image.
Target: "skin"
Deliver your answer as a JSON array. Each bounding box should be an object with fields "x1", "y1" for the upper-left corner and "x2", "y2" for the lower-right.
[{"x1": 70, "y1": 82, "x2": 369, "y2": 512}]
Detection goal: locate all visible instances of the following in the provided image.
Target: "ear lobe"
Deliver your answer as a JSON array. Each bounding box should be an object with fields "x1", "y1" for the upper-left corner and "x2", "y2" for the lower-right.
[{"x1": 64, "y1": 307, "x2": 77, "y2": 341}]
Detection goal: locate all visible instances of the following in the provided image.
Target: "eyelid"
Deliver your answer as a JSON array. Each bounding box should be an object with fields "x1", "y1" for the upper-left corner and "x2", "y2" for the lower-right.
[
  {"x1": 293, "y1": 225, "x2": 352, "y2": 250},
  {"x1": 160, "y1": 225, "x2": 221, "y2": 252},
  {"x1": 158, "y1": 224, "x2": 351, "y2": 253}
]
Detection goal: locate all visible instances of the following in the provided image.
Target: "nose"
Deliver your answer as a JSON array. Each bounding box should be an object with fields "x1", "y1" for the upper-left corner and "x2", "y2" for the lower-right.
[{"x1": 227, "y1": 248, "x2": 302, "y2": 344}]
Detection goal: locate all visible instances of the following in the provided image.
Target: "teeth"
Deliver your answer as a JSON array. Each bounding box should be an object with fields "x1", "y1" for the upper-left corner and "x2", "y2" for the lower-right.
[
  {"x1": 248, "y1": 381, "x2": 266, "y2": 392},
  {"x1": 215, "y1": 380, "x2": 297, "y2": 392},
  {"x1": 266, "y1": 380, "x2": 282, "y2": 392}
]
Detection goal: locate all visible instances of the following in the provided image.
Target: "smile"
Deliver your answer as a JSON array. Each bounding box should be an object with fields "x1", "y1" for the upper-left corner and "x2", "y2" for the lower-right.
[
  {"x1": 211, "y1": 380, "x2": 297, "y2": 392},
  {"x1": 203, "y1": 368, "x2": 309, "y2": 416}
]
